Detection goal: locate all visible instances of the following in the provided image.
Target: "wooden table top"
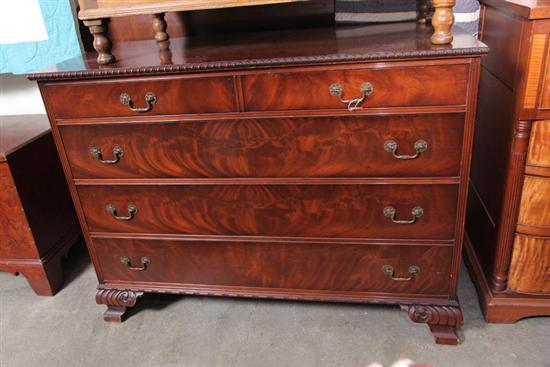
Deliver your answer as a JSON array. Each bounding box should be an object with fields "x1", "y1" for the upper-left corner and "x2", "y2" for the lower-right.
[
  {"x1": 28, "y1": 22, "x2": 487, "y2": 81},
  {"x1": 0, "y1": 115, "x2": 50, "y2": 162},
  {"x1": 481, "y1": 0, "x2": 550, "y2": 19}
]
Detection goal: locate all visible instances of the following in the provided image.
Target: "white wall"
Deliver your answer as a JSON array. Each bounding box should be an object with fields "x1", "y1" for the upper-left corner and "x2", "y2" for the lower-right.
[{"x1": 0, "y1": 73, "x2": 46, "y2": 115}]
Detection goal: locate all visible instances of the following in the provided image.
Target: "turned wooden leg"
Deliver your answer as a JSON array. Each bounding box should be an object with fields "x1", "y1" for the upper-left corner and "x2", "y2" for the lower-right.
[
  {"x1": 431, "y1": 0, "x2": 455, "y2": 45},
  {"x1": 83, "y1": 19, "x2": 115, "y2": 65},
  {"x1": 152, "y1": 13, "x2": 172, "y2": 65},
  {"x1": 416, "y1": 0, "x2": 433, "y2": 24},
  {"x1": 96, "y1": 289, "x2": 143, "y2": 322},
  {"x1": 403, "y1": 304, "x2": 463, "y2": 345}
]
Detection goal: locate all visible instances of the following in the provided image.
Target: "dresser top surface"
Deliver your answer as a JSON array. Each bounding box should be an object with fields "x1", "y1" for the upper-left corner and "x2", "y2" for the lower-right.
[
  {"x1": 481, "y1": 0, "x2": 550, "y2": 19},
  {"x1": 0, "y1": 115, "x2": 50, "y2": 162},
  {"x1": 28, "y1": 22, "x2": 487, "y2": 81}
]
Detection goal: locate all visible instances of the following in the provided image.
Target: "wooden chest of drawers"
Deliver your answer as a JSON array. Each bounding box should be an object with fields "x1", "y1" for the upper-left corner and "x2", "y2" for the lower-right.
[
  {"x1": 29, "y1": 23, "x2": 487, "y2": 345},
  {"x1": 465, "y1": 0, "x2": 550, "y2": 323}
]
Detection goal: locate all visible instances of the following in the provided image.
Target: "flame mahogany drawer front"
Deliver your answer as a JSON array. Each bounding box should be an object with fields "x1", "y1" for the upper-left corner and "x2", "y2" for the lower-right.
[
  {"x1": 60, "y1": 113, "x2": 465, "y2": 179},
  {"x1": 95, "y1": 238, "x2": 453, "y2": 295},
  {"x1": 78, "y1": 184, "x2": 458, "y2": 240},
  {"x1": 242, "y1": 63, "x2": 470, "y2": 111},
  {"x1": 45, "y1": 75, "x2": 237, "y2": 119}
]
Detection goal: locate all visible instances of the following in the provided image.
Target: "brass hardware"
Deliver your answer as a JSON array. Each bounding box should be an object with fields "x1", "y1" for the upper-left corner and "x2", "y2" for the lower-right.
[
  {"x1": 120, "y1": 92, "x2": 157, "y2": 113},
  {"x1": 90, "y1": 146, "x2": 123, "y2": 164},
  {"x1": 384, "y1": 140, "x2": 428, "y2": 160},
  {"x1": 106, "y1": 203, "x2": 137, "y2": 221},
  {"x1": 383, "y1": 206, "x2": 424, "y2": 224},
  {"x1": 382, "y1": 265, "x2": 420, "y2": 281},
  {"x1": 329, "y1": 82, "x2": 374, "y2": 111},
  {"x1": 120, "y1": 256, "x2": 150, "y2": 271}
]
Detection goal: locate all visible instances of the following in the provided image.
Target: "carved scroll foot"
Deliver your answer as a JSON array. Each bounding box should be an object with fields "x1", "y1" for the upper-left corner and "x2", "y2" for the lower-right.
[
  {"x1": 84, "y1": 19, "x2": 115, "y2": 65},
  {"x1": 96, "y1": 289, "x2": 143, "y2": 322},
  {"x1": 152, "y1": 13, "x2": 172, "y2": 64},
  {"x1": 431, "y1": 0, "x2": 456, "y2": 45},
  {"x1": 403, "y1": 304, "x2": 463, "y2": 345},
  {"x1": 416, "y1": 0, "x2": 433, "y2": 24}
]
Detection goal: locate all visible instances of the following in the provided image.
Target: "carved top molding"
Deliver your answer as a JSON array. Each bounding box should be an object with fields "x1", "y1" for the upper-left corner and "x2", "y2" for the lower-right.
[{"x1": 27, "y1": 48, "x2": 487, "y2": 82}]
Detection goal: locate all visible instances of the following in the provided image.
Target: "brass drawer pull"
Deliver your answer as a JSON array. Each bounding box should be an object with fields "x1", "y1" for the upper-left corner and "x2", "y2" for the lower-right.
[
  {"x1": 120, "y1": 92, "x2": 157, "y2": 113},
  {"x1": 90, "y1": 146, "x2": 123, "y2": 164},
  {"x1": 382, "y1": 265, "x2": 420, "y2": 281},
  {"x1": 383, "y1": 206, "x2": 424, "y2": 224},
  {"x1": 106, "y1": 203, "x2": 137, "y2": 221},
  {"x1": 384, "y1": 140, "x2": 428, "y2": 160},
  {"x1": 329, "y1": 82, "x2": 374, "y2": 111},
  {"x1": 120, "y1": 256, "x2": 150, "y2": 271}
]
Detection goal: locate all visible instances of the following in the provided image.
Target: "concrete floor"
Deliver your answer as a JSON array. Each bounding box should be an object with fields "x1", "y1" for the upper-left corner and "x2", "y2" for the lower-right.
[{"x1": 1, "y1": 243, "x2": 549, "y2": 367}]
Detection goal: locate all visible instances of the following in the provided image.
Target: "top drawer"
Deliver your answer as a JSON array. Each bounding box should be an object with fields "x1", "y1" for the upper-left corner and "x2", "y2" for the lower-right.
[
  {"x1": 242, "y1": 63, "x2": 470, "y2": 111},
  {"x1": 45, "y1": 75, "x2": 237, "y2": 119}
]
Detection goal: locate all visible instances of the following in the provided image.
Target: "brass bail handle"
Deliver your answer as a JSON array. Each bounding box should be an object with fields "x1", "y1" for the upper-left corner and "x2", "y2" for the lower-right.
[
  {"x1": 329, "y1": 82, "x2": 374, "y2": 111},
  {"x1": 106, "y1": 203, "x2": 137, "y2": 221},
  {"x1": 384, "y1": 140, "x2": 428, "y2": 160},
  {"x1": 382, "y1": 265, "x2": 420, "y2": 281},
  {"x1": 120, "y1": 92, "x2": 157, "y2": 113},
  {"x1": 90, "y1": 146, "x2": 123, "y2": 164},
  {"x1": 383, "y1": 206, "x2": 424, "y2": 224},
  {"x1": 120, "y1": 256, "x2": 150, "y2": 271}
]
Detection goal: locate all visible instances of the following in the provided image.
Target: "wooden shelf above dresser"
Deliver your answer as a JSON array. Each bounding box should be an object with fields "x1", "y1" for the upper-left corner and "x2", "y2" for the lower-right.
[{"x1": 77, "y1": 0, "x2": 460, "y2": 64}]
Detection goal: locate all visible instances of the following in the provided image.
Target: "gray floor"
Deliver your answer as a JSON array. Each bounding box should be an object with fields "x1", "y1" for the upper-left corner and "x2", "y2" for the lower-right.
[{"x1": 1, "y1": 244, "x2": 549, "y2": 367}]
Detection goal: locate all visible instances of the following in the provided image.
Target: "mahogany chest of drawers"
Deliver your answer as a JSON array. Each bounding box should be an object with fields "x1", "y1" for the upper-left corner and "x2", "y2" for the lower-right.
[
  {"x1": 0, "y1": 115, "x2": 80, "y2": 295},
  {"x1": 29, "y1": 23, "x2": 487, "y2": 345}
]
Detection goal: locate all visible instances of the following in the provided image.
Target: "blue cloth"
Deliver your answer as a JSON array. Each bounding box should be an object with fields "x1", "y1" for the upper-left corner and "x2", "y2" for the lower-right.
[
  {"x1": 0, "y1": 0, "x2": 83, "y2": 74},
  {"x1": 336, "y1": 0, "x2": 480, "y2": 36}
]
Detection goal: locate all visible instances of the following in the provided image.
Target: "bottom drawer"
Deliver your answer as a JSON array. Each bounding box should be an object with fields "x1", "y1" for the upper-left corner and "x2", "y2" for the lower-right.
[
  {"x1": 509, "y1": 235, "x2": 550, "y2": 294},
  {"x1": 94, "y1": 238, "x2": 453, "y2": 295}
]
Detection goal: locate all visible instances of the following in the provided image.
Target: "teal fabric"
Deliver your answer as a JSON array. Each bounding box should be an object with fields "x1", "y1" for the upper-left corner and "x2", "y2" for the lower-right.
[{"x1": 0, "y1": 0, "x2": 83, "y2": 74}]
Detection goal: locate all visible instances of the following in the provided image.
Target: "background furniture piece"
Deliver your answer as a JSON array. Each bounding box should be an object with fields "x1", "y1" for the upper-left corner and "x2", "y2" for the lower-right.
[
  {"x1": 30, "y1": 22, "x2": 486, "y2": 345},
  {"x1": 465, "y1": 0, "x2": 550, "y2": 323},
  {"x1": 78, "y1": 0, "x2": 458, "y2": 64},
  {"x1": 0, "y1": 115, "x2": 80, "y2": 295}
]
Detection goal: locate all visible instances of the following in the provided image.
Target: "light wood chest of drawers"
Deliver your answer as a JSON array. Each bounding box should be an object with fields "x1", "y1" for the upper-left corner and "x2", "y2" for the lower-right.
[
  {"x1": 465, "y1": 0, "x2": 550, "y2": 323},
  {"x1": 29, "y1": 23, "x2": 487, "y2": 345}
]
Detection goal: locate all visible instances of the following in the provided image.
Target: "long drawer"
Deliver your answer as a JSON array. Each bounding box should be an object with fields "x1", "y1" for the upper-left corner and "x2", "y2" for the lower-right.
[
  {"x1": 60, "y1": 113, "x2": 465, "y2": 179},
  {"x1": 242, "y1": 63, "x2": 469, "y2": 111},
  {"x1": 45, "y1": 75, "x2": 237, "y2": 119},
  {"x1": 79, "y1": 184, "x2": 458, "y2": 239},
  {"x1": 95, "y1": 238, "x2": 453, "y2": 295},
  {"x1": 508, "y1": 234, "x2": 550, "y2": 294}
]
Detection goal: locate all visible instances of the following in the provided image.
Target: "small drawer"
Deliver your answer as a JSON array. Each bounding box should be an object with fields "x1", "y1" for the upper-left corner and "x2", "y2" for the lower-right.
[
  {"x1": 518, "y1": 176, "x2": 550, "y2": 230},
  {"x1": 508, "y1": 234, "x2": 550, "y2": 294},
  {"x1": 45, "y1": 75, "x2": 237, "y2": 119},
  {"x1": 78, "y1": 184, "x2": 458, "y2": 240},
  {"x1": 60, "y1": 113, "x2": 465, "y2": 179},
  {"x1": 527, "y1": 120, "x2": 550, "y2": 168},
  {"x1": 94, "y1": 238, "x2": 453, "y2": 295},
  {"x1": 242, "y1": 63, "x2": 469, "y2": 112}
]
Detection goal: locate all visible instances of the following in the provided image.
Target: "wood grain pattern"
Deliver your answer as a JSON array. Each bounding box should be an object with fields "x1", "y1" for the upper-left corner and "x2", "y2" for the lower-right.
[
  {"x1": 0, "y1": 164, "x2": 37, "y2": 259},
  {"x1": 508, "y1": 235, "x2": 550, "y2": 294},
  {"x1": 527, "y1": 120, "x2": 550, "y2": 167},
  {"x1": 523, "y1": 34, "x2": 546, "y2": 109},
  {"x1": 46, "y1": 75, "x2": 237, "y2": 119},
  {"x1": 60, "y1": 113, "x2": 465, "y2": 179},
  {"x1": 242, "y1": 64, "x2": 469, "y2": 111},
  {"x1": 94, "y1": 237, "x2": 453, "y2": 295},
  {"x1": 78, "y1": 184, "x2": 459, "y2": 240},
  {"x1": 539, "y1": 42, "x2": 550, "y2": 110},
  {"x1": 518, "y1": 175, "x2": 550, "y2": 229}
]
